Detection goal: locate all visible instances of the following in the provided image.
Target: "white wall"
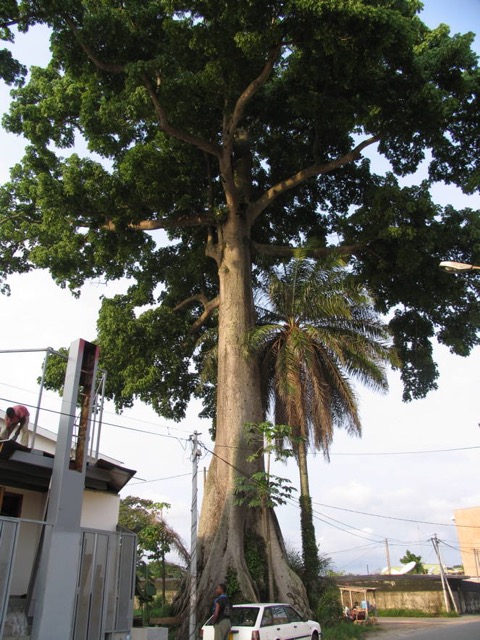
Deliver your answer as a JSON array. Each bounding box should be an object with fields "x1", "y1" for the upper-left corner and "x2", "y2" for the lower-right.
[
  {"x1": 4, "y1": 487, "x2": 120, "y2": 594},
  {"x1": 8, "y1": 489, "x2": 47, "y2": 594},
  {"x1": 81, "y1": 490, "x2": 120, "y2": 532}
]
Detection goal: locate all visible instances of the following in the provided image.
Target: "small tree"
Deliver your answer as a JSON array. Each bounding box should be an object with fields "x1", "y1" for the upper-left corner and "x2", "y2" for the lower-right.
[
  {"x1": 400, "y1": 550, "x2": 427, "y2": 574},
  {"x1": 119, "y1": 496, "x2": 189, "y2": 622}
]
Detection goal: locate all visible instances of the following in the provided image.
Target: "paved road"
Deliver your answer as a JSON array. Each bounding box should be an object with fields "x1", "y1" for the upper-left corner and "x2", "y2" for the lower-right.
[{"x1": 365, "y1": 616, "x2": 480, "y2": 640}]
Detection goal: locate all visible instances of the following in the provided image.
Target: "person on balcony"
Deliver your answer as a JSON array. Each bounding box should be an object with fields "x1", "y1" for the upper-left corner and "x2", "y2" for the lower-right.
[{"x1": 1, "y1": 405, "x2": 30, "y2": 446}]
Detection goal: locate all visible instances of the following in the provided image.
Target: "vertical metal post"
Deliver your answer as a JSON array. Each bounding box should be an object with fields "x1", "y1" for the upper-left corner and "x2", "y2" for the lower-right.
[
  {"x1": 32, "y1": 349, "x2": 50, "y2": 449},
  {"x1": 94, "y1": 371, "x2": 107, "y2": 460},
  {"x1": 189, "y1": 431, "x2": 200, "y2": 640},
  {"x1": 385, "y1": 538, "x2": 392, "y2": 574}
]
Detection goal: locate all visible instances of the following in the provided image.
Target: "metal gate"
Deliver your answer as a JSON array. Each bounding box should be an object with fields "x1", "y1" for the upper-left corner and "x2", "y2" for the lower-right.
[
  {"x1": 73, "y1": 529, "x2": 136, "y2": 640},
  {"x1": 0, "y1": 518, "x2": 19, "y2": 639}
]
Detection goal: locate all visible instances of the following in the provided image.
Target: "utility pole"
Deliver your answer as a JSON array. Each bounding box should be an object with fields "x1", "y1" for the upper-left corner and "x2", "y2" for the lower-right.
[
  {"x1": 189, "y1": 431, "x2": 201, "y2": 640},
  {"x1": 431, "y1": 534, "x2": 458, "y2": 613},
  {"x1": 385, "y1": 538, "x2": 392, "y2": 574}
]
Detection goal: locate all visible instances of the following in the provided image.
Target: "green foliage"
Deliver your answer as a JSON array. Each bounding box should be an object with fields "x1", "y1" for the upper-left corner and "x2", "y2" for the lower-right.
[
  {"x1": 234, "y1": 422, "x2": 297, "y2": 508},
  {"x1": 149, "y1": 599, "x2": 174, "y2": 619},
  {"x1": 399, "y1": 549, "x2": 427, "y2": 574},
  {"x1": 377, "y1": 609, "x2": 436, "y2": 617},
  {"x1": 250, "y1": 256, "x2": 397, "y2": 456},
  {"x1": 243, "y1": 421, "x2": 298, "y2": 462},
  {"x1": 285, "y1": 546, "x2": 304, "y2": 576},
  {"x1": 316, "y1": 585, "x2": 344, "y2": 628},
  {"x1": 321, "y1": 622, "x2": 368, "y2": 640},
  {"x1": 234, "y1": 471, "x2": 296, "y2": 508},
  {"x1": 0, "y1": 0, "x2": 478, "y2": 416},
  {"x1": 250, "y1": 257, "x2": 395, "y2": 607},
  {"x1": 244, "y1": 532, "x2": 268, "y2": 601},
  {"x1": 225, "y1": 567, "x2": 242, "y2": 603},
  {"x1": 300, "y1": 495, "x2": 322, "y2": 608}
]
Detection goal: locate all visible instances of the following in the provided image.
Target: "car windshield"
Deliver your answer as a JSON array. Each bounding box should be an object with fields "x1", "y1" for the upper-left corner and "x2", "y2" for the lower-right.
[{"x1": 231, "y1": 606, "x2": 260, "y2": 627}]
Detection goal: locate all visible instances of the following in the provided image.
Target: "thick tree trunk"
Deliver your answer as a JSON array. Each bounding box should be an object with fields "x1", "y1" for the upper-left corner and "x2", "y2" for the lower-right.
[{"x1": 195, "y1": 214, "x2": 309, "y2": 627}]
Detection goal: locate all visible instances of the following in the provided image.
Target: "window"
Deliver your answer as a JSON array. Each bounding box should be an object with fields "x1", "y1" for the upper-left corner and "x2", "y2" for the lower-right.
[
  {"x1": 261, "y1": 607, "x2": 273, "y2": 627},
  {"x1": 272, "y1": 606, "x2": 289, "y2": 625},
  {"x1": 0, "y1": 490, "x2": 23, "y2": 518},
  {"x1": 231, "y1": 607, "x2": 260, "y2": 627},
  {"x1": 285, "y1": 606, "x2": 303, "y2": 623}
]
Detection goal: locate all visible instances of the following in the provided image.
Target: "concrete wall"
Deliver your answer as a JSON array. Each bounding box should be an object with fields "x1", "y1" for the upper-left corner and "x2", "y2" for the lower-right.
[
  {"x1": 336, "y1": 575, "x2": 473, "y2": 614},
  {"x1": 80, "y1": 490, "x2": 120, "y2": 532},
  {"x1": 455, "y1": 506, "x2": 480, "y2": 579},
  {"x1": 461, "y1": 580, "x2": 480, "y2": 613},
  {"x1": 374, "y1": 589, "x2": 445, "y2": 614},
  {"x1": 2, "y1": 487, "x2": 120, "y2": 593}
]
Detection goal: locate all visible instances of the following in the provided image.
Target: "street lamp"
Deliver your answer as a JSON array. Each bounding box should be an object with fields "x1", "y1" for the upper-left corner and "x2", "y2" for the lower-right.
[{"x1": 439, "y1": 261, "x2": 480, "y2": 273}]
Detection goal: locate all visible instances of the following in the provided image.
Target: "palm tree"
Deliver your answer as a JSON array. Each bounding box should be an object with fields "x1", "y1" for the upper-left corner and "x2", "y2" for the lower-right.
[{"x1": 247, "y1": 256, "x2": 397, "y2": 604}]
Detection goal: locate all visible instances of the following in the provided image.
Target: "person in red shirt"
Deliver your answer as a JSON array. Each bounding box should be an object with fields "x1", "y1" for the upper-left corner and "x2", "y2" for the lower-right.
[{"x1": 1, "y1": 405, "x2": 30, "y2": 446}]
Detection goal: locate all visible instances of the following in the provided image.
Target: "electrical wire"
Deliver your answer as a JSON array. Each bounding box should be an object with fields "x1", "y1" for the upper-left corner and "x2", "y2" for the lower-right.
[
  {"x1": 198, "y1": 440, "x2": 402, "y2": 546},
  {"x1": 311, "y1": 500, "x2": 480, "y2": 529},
  {"x1": 200, "y1": 442, "x2": 472, "y2": 541},
  {"x1": 200, "y1": 440, "x2": 480, "y2": 457},
  {"x1": 0, "y1": 380, "x2": 193, "y2": 435},
  {"x1": 129, "y1": 472, "x2": 191, "y2": 486},
  {"x1": 0, "y1": 395, "x2": 190, "y2": 443}
]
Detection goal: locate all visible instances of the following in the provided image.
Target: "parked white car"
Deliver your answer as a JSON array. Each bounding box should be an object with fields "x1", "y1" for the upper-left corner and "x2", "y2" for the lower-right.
[{"x1": 200, "y1": 602, "x2": 321, "y2": 640}]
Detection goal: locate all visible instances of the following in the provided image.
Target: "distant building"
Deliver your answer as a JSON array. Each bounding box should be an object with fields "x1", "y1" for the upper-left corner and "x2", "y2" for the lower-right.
[{"x1": 455, "y1": 506, "x2": 480, "y2": 580}]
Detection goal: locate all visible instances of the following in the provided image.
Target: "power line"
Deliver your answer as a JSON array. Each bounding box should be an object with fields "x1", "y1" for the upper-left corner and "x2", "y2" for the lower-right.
[
  {"x1": 201, "y1": 440, "x2": 480, "y2": 457},
  {"x1": 311, "y1": 500, "x2": 480, "y2": 529},
  {"x1": 201, "y1": 442, "x2": 475, "y2": 536},
  {"x1": 0, "y1": 395, "x2": 189, "y2": 443},
  {"x1": 0, "y1": 380, "x2": 192, "y2": 435},
  {"x1": 198, "y1": 441, "x2": 403, "y2": 546},
  {"x1": 329, "y1": 445, "x2": 480, "y2": 456},
  {"x1": 129, "y1": 472, "x2": 191, "y2": 486}
]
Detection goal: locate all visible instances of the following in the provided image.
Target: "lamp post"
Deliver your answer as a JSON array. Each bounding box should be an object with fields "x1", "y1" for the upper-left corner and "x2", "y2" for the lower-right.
[{"x1": 439, "y1": 261, "x2": 480, "y2": 273}]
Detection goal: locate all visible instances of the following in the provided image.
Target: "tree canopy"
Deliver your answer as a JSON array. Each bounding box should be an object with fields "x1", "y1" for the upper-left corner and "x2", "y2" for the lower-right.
[{"x1": 0, "y1": 0, "x2": 478, "y2": 410}]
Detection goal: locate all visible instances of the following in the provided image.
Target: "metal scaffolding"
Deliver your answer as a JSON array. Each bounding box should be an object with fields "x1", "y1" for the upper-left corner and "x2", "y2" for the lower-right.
[{"x1": 0, "y1": 346, "x2": 107, "y2": 457}]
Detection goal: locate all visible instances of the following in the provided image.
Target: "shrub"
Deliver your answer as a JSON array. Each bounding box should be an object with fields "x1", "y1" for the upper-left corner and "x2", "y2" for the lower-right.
[{"x1": 316, "y1": 585, "x2": 343, "y2": 628}]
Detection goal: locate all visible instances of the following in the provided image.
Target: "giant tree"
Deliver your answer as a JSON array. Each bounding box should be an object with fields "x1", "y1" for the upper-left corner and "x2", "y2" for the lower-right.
[{"x1": 1, "y1": 0, "x2": 479, "y2": 619}]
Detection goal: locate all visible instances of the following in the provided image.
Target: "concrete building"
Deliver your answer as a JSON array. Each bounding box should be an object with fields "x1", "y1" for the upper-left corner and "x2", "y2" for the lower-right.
[
  {"x1": 336, "y1": 574, "x2": 480, "y2": 614},
  {"x1": 455, "y1": 506, "x2": 480, "y2": 580},
  {"x1": 0, "y1": 340, "x2": 138, "y2": 640}
]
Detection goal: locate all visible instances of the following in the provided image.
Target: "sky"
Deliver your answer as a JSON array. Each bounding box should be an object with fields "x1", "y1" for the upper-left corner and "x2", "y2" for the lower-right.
[{"x1": 0, "y1": 1, "x2": 479, "y2": 577}]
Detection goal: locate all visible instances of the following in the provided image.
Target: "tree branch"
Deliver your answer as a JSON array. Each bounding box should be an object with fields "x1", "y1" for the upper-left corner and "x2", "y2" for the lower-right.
[
  {"x1": 248, "y1": 135, "x2": 380, "y2": 224},
  {"x1": 143, "y1": 76, "x2": 222, "y2": 159},
  {"x1": 252, "y1": 241, "x2": 366, "y2": 259},
  {"x1": 224, "y1": 45, "x2": 282, "y2": 152},
  {"x1": 173, "y1": 293, "x2": 209, "y2": 313},
  {"x1": 173, "y1": 292, "x2": 219, "y2": 333},
  {"x1": 104, "y1": 213, "x2": 211, "y2": 232},
  {"x1": 64, "y1": 16, "x2": 126, "y2": 73}
]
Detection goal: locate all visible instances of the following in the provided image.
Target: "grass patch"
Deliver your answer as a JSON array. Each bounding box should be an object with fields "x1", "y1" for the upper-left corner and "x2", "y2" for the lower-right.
[
  {"x1": 322, "y1": 622, "x2": 369, "y2": 640},
  {"x1": 377, "y1": 609, "x2": 435, "y2": 617}
]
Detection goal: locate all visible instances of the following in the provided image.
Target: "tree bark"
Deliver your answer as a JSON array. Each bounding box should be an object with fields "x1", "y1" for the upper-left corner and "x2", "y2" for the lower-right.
[{"x1": 195, "y1": 212, "x2": 309, "y2": 626}]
